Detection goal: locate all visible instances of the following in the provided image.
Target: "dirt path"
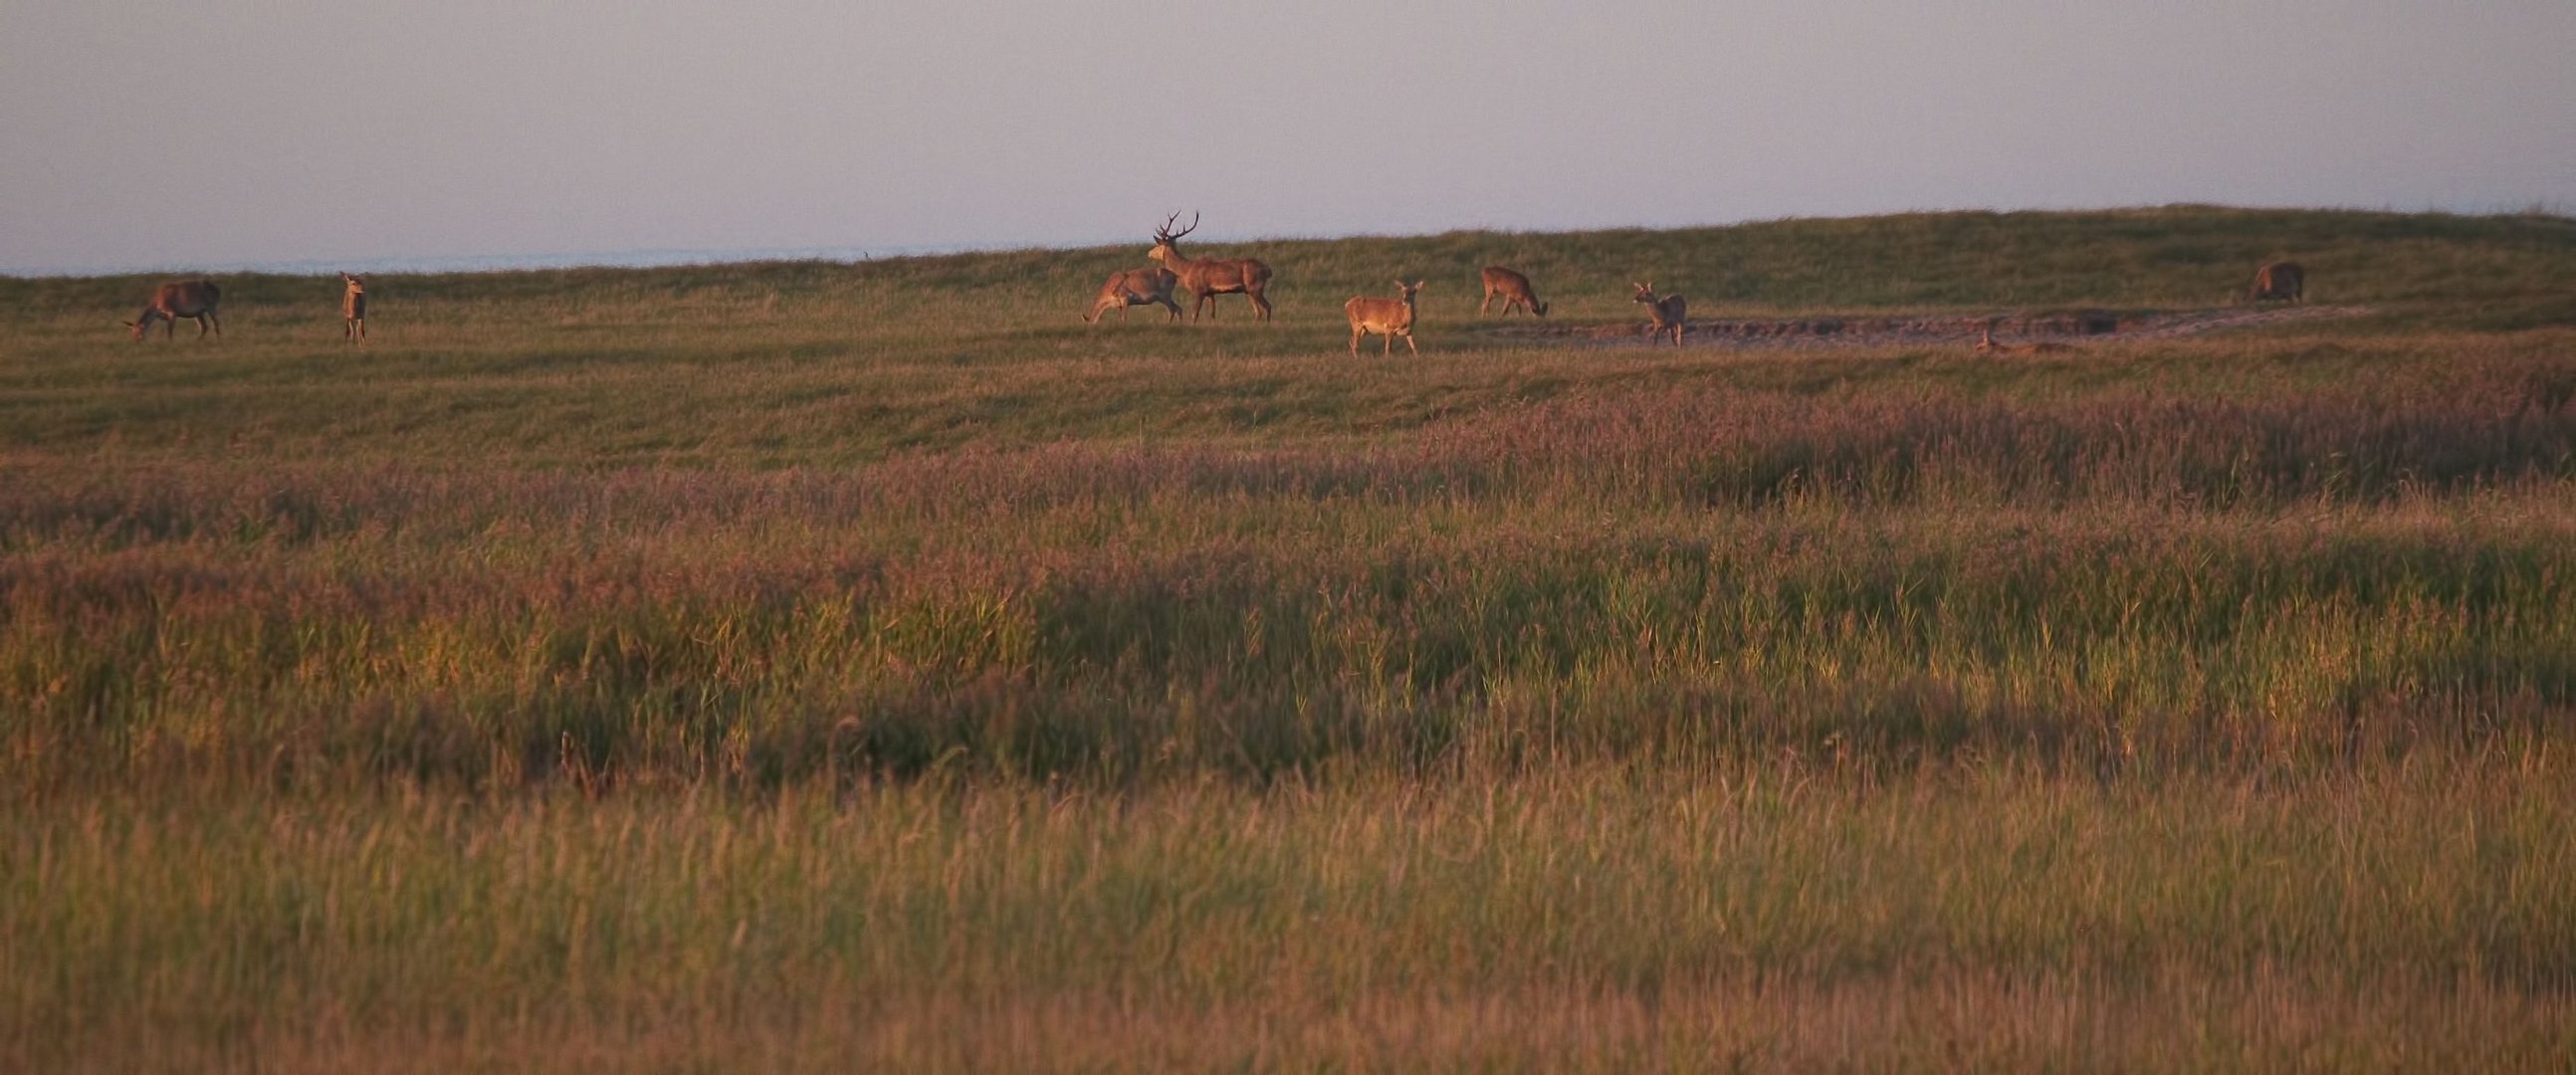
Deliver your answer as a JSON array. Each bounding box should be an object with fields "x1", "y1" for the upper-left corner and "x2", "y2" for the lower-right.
[{"x1": 1478, "y1": 303, "x2": 2368, "y2": 351}]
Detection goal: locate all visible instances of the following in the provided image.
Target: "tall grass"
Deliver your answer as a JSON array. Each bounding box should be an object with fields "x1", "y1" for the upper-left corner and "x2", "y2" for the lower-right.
[
  {"x1": 5, "y1": 334, "x2": 2569, "y2": 790},
  {"x1": 9, "y1": 765, "x2": 2574, "y2": 1070}
]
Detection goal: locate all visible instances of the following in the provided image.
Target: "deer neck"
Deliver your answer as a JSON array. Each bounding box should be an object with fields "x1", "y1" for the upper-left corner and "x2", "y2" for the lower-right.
[{"x1": 1155, "y1": 241, "x2": 1204, "y2": 275}]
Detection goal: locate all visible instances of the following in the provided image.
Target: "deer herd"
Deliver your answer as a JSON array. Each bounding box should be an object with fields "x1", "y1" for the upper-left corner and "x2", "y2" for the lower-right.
[{"x1": 116, "y1": 216, "x2": 2313, "y2": 357}]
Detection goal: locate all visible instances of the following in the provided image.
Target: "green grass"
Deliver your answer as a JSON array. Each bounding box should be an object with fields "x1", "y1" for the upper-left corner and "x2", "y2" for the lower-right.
[{"x1": 4, "y1": 206, "x2": 2575, "y2": 1069}]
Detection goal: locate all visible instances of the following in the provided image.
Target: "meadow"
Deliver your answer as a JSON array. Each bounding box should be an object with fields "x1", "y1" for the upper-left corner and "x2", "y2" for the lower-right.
[{"x1": 4, "y1": 206, "x2": 2575, "y2": 1069}]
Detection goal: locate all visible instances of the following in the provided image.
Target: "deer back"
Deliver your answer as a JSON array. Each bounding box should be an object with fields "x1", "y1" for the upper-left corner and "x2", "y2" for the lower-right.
[
  {"x1": 1482, "y1": 266, "x2": 1534, "y2": 298},
  {"x1": 1345, "y1": 297, "x2": 1412, "y2": 332},
  {"x1": 1345, "y1": 282, "x2": 1422, "y2": 331},
  {"x1": 154, "y1": 280, "x2": 220, "y2": 318},
  {"x1": 2251, "y1": 261, "x2": 2304, "y2": 300},
  {"x1": 1155, "y1": 244, "x2": 1265, "y2": 292},
  {"x1": 1633, "y1": 284, "x2": 1684, "y2": 325},
  {"x1": 1104, "y1": 268, "x2": 1174, "y2": 302}
]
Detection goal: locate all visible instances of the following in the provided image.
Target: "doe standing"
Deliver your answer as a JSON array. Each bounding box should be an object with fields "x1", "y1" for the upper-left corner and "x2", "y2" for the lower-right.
[
  {"x1": 340, "y1": 273, "x2": 368, "y2": 343},
  {"x1": 1346, "y1": 280, "x2": 1424, "y2": 356}
]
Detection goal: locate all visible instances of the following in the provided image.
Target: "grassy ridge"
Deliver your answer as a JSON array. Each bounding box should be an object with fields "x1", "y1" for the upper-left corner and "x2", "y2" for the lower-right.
[
  {"x1": 5, "y1": 206, "x2": 2576, "y2": 1069},
  {"x1": 17, "y1": 205, "x2": 2575, "y2": 322}
]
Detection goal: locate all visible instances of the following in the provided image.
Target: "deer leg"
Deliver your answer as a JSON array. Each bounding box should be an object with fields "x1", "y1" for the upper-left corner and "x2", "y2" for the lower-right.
[
  {"x1": 1404, "y1": 332, "x2": 1418, "y2": 356},
  {"x1": 1350, "y1": 327, "x2": 1362, "y2": 356},
  {"x1": 1480, "y1": 291, "x2": 1494, "y2": 315}
]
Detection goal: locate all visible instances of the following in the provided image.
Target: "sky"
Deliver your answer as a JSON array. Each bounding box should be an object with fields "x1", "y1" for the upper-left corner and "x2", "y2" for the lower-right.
[{"x1": 3, "y1": 1, "x2": 2571, "y2": 276}]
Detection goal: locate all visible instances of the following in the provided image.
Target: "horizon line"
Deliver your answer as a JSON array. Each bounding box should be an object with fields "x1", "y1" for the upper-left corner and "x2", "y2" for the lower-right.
[{"x1": 9, "y1": 201, "x2": 2566, "y2": 281}]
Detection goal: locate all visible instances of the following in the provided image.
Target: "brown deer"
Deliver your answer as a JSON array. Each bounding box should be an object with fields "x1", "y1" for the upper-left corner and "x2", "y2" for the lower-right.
[
  {"x1": 1975, "y1": 322, "x2": 2075, "y2": 355},
  {"x1": 2248, "y1": 260, "x2": 2304, "y2": 304},
  {"x1": 1345, "y1": 280, "x2": 1424, "y2": 356},
  {"x1": 1147, "y1": 212, "x2": 1273, "y2": 322},
  {"x1": 1631, "y1": 282, "x2": 1685, "y2": 345},
  {"x1": 1479, "y1": 266, "x2": 1548, "y2": 318},
  {"x1": 1084, "y1": 267, "x2": 1182, "y2": 323},
  {"x1": 340, "y1": 273, "x2": 369, "y2": 343},
  {"x1": 124, "y1": 280, "x2": 222, "y2": 341}
]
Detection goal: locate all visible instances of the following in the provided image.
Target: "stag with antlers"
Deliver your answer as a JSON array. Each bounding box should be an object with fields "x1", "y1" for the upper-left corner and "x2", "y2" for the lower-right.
[
  {"x1": 1631, "y1": 283, "x2": 1686, "y2": 346},
  {"x1": 1147, "y1": 212, "x2": 1273, "y2": 322}
]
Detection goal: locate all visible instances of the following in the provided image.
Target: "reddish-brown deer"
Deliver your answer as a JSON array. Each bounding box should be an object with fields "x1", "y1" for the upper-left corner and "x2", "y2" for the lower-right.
[
  {"x1": 1631, "y1": 282, "x2": 1685, "y2": 345},
  {"x1": 2248, "y1": 260, "x2": 2304, "y2": 304},
  {"x1": 124, "y1": 280, "x2": 223, "y2": 341},
  {"x1": 340, "y1": 273, "x2": 369, "y2": 343},
  {"x1": 1345, "y1": 280, "x2": 1425, "y2": 356},
  {"x1": 1479, "y1": 266, "x2": 1549, "y2": 318},
  {"x1": 1085, "y1": 267, "x2": 1182, "y2": 323},
  {"x1": 1147, "y1": 212, "x2": 1273, "y2": 322}
]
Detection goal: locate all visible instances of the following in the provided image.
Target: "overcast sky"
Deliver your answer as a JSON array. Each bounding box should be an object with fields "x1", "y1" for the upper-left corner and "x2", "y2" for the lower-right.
[{"x1": 4, "y1": 1, "x2": 2571, "y2": 275}]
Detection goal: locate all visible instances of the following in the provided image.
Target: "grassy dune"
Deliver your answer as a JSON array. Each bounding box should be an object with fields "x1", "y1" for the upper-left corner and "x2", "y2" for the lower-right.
[{"x1": 5, "y1": 207, "x2": 2576, "y2": 1069}]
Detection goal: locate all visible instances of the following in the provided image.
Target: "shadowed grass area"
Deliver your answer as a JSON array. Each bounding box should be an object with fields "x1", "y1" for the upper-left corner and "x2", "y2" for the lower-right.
[{"x1": 4, "y1": 207, "x2": 2575, "y2": 1069}]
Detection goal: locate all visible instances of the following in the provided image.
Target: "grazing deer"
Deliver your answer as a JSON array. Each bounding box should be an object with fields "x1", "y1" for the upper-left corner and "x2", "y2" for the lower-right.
[
  {"x1": 1345, "y1": 280, "x2": 1425, "y2": 356},
  {"x1": 1479, "y1": 266, "x2": 1549, "y2": 318},
  {"x1": 1147, "y1": 212, "x2": 1273, "y2": 322},
  {"x1": 1631, "y1": 283, "x2": 1685, "y2": 345},
  {"x1": 2248, "y1": 260, "x2": 2304, "y2": 304},
  {"x1": 1084, "y1": 267, "x2": 1182, "y2": 323},
  {"x1": 124, "y1": 280, "x2": 222, "y2": 341},
  {"x1": 1975, "y1": 323, "x2": 2075, "y2": 355},
  {"x1": 340, "y1": 273, "x2": 369, "y2": 343}
]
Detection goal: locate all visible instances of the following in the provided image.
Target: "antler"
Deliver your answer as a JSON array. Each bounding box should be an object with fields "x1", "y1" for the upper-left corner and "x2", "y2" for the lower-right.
[{"x1": 1157, "y1": 211, "x2": 1200, "y2": 243}]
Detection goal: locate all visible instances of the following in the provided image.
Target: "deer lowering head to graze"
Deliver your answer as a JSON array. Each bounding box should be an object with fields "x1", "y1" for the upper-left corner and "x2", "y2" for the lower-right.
[
  {"x1": 1479, "y1": 266, "x2": 1548, "y2": 318},
  {"x1": 1085, "y1": 267, "x2": 1182, "y2": 324},
  {"x1": 1631, "y1": 283, "x2": 1685, "y2": 345},
  {"x1": 124, "y1": 280, "x2": 222, "y2": 342},
  {"x1": 1346, "y1": 280, "x2": 1425, "y2": 356},
  {"x1": 340, "y1": 273, "x2": 369, "y2": 343},
  {"x1": 1147, "y1": 212, "x2": 1273, "y2": 322},
  {"x1": 1975, "y1": 322, "x2": 2075, "y2": 355},
  {"x1": 2248, "y1": 260, "x2": 2305, "y2": 304}
]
